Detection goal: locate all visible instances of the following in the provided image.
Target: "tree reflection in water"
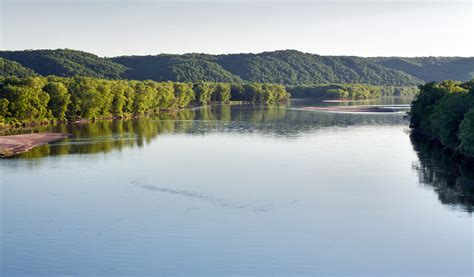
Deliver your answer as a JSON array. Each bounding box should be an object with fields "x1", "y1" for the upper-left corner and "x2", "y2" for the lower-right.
[
  {"x1": 411, "y1": 134, "x2": 474, "y2": 213},
  {"x1": 11, "y1": 103, "x2": 409, "y2": 159},
  {"x1": 11, "y1": 105, "x2": 285, "y2": 158}
]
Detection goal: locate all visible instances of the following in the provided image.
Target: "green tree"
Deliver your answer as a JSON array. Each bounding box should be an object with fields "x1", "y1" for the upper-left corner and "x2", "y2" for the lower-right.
[
  {"x1": 44, "y1": 81, "x2": 71, "y2": 120},
  {"x1": 214, "y1": 83, "x2": 231, "y2": 103},
  {"x1": 155, "y1": 81, "x2": 175, "y2": 110},
  {"x1": 132, "y1": 81, "x2": 155, "y2": 115},
  {"x1": 193, "y1": 82, "x2": 214, "y2": 105},
  {"x1": 110, "y1": 81, "x2": 128, "y2": 117},
  {"x1": 410, "y1": 82, "x2": 448, "y2": 138},
  {"x1": 0, "y1": 98, "x2": 9, "y2": 123},
  {"x1": 230, "y1": 84, "x2": 245, "y2": 101},
  {"x1": 430, "y1": 93, "x2": 474, "y2": 150},
  {"x1": 0, "y1": 79, "x2": 49, "y2": 122},
  {"x1": 174, "y1": 82, "x2": 195, "y2": 107},
  {"x1": 459, "y1": 108, "x2": 474, "y2": 157}
]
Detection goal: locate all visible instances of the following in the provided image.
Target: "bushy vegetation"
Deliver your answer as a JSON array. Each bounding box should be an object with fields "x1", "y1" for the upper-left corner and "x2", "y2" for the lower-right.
[
  {"x1": 410, "y1": 80, "x2": 474, "y2": 157},
  {"x1": 2, "y1": 49, "x2": 473, "y2": 86},
  {"x1": 0, "y1": 76, "x2": 289, "y2": 125}
]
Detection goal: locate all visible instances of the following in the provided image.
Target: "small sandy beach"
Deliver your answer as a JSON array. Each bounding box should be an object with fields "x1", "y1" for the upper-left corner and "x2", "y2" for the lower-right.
[{"x1": 0, "y1": 133, "x2": 70, "y2": 157}]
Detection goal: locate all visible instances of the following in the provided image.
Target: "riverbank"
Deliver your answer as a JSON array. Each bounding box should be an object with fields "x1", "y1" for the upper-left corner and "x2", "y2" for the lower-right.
[{"x1": 0, "y1": 133, "x2": 70, "y2": 157}]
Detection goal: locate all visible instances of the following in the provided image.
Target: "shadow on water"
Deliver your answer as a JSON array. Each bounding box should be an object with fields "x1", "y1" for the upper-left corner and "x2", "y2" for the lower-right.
[
  {"x1": 11, "y1": 102, "x2": 407, "y2": 158},
  {"x1": 411, "y1": 134, "x2": 474, "y2": 213}
]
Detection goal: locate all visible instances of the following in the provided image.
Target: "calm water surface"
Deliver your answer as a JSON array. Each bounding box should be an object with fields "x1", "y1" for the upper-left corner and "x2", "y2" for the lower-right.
[{"x1": 1, "y1": 99, "x2": 473, "y2": 276}]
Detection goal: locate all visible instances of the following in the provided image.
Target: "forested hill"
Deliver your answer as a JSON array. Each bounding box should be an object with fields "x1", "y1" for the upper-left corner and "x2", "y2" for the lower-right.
[
  {"x1": 0, "y1": 49, "x2": 126, "y2": 79},
  {"x1": 114, "y1": 54, "x2": 242, "y2": 83},
  {"x1": 369, "y1": 57, "x2": 474, "y2": 83},
  {"x1": 0, "y1": 58, "x2": 37, "y2": 78},
  {"x1": 1, "y1": 49, "x2": 473, "y2": 86}
]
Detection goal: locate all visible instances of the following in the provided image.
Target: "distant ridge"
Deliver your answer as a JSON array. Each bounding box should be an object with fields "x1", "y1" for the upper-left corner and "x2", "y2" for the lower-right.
[
  {"x1": 0, "y1": 57, "x2": 37, "y2": 78},
  {"x1": 1, "y1": 49, "x2": 472, "y2": 85}
]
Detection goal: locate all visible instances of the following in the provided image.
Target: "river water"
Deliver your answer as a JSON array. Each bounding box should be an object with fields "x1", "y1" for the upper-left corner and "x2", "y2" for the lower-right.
[{"x1": 1, "y1": 98, "x2": 473, "y2": 276}]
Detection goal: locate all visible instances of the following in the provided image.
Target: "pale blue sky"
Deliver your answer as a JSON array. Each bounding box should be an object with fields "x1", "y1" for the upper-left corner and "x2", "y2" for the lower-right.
[{"x1": 1, "y1": 0, "x2": 472, "y2": 57}]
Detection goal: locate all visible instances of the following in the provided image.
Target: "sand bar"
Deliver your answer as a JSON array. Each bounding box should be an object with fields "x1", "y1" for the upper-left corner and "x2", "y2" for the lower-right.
[{"x1": 0, "y1": 133, "x2": 70, "y2": 157}]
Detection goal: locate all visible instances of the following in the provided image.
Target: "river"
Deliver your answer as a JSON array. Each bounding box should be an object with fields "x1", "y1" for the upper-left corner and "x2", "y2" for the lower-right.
[{"x1": 1, "y1": 98, "x2": 473, "y2": 276}]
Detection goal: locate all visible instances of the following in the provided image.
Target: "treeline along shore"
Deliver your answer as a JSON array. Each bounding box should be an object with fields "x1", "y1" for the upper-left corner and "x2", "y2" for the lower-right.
[
  {"x1": 0, "y1": 75, "x2": 414, "y2": 128},
  {"x1": 287, "y1": 84, "x2": 418, "y2": 99},
  {"x1": 410, "y1": 80, "x2": 474, "y2": 158},
  {"x1": 0, "y1": 76, "x2": 289, "y2": 127}
]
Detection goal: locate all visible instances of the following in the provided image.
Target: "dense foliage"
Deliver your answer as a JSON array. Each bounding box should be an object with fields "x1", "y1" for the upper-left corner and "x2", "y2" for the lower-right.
[
  {"x1": 1, "y1": 49, "x2": 472, "y2": 86},
  {"x1": 410, "y1": 80, "x2": 474, "y2": 157},
  {"x1": 0, "y1": 76, "x2": 289, "y2": 125}
]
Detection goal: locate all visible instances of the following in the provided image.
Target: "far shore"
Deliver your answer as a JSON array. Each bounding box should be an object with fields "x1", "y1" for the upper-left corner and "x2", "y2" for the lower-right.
[
  {"x1": 322, "y1": 99, "x2": 372, "y2": 103},
  {"x1": 0, "y1": 133, "x2": 70, "y2": 157},
  {"x1": 302, "y1": 106, "x2": 403, "y2": 113}
]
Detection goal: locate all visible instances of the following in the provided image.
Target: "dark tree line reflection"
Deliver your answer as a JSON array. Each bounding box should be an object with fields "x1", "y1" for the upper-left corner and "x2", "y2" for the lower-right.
[{"x1": 411, "y1": 134, "x2": 474, "y2": 213}]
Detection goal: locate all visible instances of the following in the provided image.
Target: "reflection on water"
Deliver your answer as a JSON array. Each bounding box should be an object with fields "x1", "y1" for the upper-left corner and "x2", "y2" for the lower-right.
[
  {"x1": 411, "y1": 134, "x2": 474, "y2": 213},
  {"x1": 14, "y1": 103, "x2": 406, "y2": 158}
]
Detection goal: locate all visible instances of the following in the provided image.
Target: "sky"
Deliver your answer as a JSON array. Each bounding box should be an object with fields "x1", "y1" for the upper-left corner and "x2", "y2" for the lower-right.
[{"x1": 0, "y1": 0, "x2": 472, "y2": 57}]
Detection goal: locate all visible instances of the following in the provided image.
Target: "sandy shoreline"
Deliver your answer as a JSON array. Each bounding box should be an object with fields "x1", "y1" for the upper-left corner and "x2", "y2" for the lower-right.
[{"x1": 0, "y1": 133, "x2": 70, "y2": 157}]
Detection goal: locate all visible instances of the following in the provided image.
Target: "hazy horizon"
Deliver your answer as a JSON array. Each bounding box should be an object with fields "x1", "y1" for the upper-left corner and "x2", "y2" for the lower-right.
[{"x1": 1, "y1": 0, "x2": 473, "y2": 57}]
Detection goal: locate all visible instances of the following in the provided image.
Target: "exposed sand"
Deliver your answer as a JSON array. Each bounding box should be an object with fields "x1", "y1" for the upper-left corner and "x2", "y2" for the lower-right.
[
  {"x1": 0, "y1": 133, "x2": 70, "y2": 157},
  {"x1": 302, "y1": 106, "x2": 401, "y2": 113}
]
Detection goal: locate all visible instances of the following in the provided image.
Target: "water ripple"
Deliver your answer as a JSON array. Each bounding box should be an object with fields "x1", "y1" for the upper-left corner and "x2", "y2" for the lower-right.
[{"x1": 131, "y1": 181, "x2": 282, "y2": 212}]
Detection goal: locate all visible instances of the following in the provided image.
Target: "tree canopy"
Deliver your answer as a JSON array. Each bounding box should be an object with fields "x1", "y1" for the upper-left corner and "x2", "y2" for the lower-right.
[
  {"x1": 0, "y1": 76, "x2": 289, "y2": 126},
  {"x1": 410, "y1": 80, "x2": 474, "y2": 158}
]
